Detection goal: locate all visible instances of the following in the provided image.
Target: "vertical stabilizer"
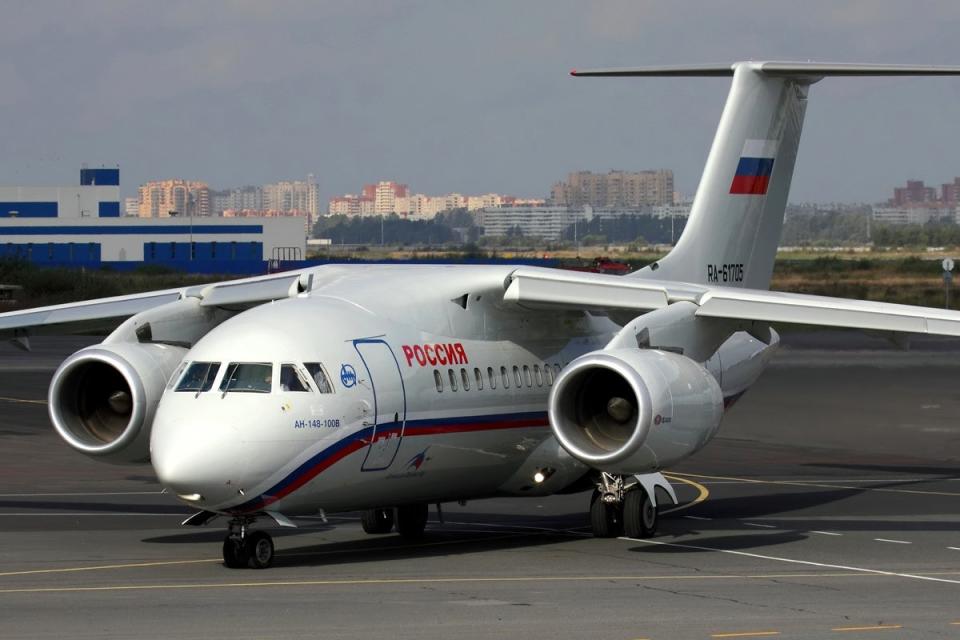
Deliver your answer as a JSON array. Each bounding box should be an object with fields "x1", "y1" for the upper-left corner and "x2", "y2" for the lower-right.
[{"x1": 572, "y1": 62, "x2": 960, "y2": 290}]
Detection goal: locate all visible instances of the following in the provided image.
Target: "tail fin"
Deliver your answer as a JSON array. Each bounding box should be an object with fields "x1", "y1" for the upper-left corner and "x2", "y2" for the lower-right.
[{"x1": 573, "y1": 62, "x2": 960, "y2": 290}]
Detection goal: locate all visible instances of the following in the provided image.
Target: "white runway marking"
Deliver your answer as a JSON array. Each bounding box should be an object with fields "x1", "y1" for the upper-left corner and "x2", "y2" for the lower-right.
[
  {"x1": 683, "y1": 515, "x2": 712, "y2": 521},
  {"x1": 810, "y1": 531, "x2": 842, "y2": 536},
  {"x1": 874, "y1": 538, "x2": 912, "y2": 545},
  {"x1": 0, "y1": 491, "x2": 163, "y2": 498},
  {"x1": 621, "y1": 537, "x2": 960, "y2": 585},
  {"x1": 743, "y1": 523, "x2": 777, "y2": 529},
  {"x1": 0, "y1": 512, "x2": 186, "y2": 517},
  {"x1": 948, "y1": 547, "x2": 960, "y2": 551}
]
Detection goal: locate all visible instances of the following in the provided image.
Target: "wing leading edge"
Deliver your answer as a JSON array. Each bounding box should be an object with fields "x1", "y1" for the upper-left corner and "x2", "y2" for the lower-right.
[{"x1": 504, "y1": 267, "x2": 960, "y2": 337}]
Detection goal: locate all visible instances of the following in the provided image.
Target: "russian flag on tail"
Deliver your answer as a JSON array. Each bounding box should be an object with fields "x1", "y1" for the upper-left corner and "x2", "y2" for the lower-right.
[{"x1": 729, "y1": 139, "x2": 777, "y2": 195}]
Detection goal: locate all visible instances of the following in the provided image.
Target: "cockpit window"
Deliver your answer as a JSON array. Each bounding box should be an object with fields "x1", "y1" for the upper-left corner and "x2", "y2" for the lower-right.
[
  {"x1": 175, "y1": 362, "x2": 221, "y2": 392},
  {"x1": 304, "y1": 363, "x2": 333, "y2": 394},
  {"x1": 167, "y1": 362, "x2": 187, "y2": 390},
  {"x1": 219, "y1": 362, "x2": 272, "y2": 393},
  {"x1": 280, "y1": 364, "x2": 310, "y2": 392}
]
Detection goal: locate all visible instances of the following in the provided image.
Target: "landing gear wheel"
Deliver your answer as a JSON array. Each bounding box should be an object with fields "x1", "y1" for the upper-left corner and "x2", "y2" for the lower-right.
[
  {"x1": 361, "y1": 508, "x2": 395, "y2": 534},
  {"x1": 395, "y1": 504, "x2": 429, "y2": 539},
  {"x1": 623, "y1": 488, "x2": 657, "y2": 538},
  {"x1": 222, "y1": 536, "x2": 249, "y2": 569},
  {"x1": 245, "y1": 531, "x2": 275, "y2": 569},
  {"x1": 589, "y1": 490, "x2": 622, "y2": 538}
]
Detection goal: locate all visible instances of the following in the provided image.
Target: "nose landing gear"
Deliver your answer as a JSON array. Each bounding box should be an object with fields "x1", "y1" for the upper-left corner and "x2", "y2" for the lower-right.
[{"x1": 223, "y1": 517, "x2": 275, "y2": 569}]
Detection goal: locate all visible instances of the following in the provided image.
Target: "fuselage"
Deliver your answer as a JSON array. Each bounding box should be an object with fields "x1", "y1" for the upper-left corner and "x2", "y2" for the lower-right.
[{"x1": 150, "y1": 265, "x2": 776, "y2": 517}]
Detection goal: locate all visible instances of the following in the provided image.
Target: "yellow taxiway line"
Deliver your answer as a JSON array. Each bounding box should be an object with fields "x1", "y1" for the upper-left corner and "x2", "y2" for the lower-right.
[
  {"x1": 671, "y1": 471, "x2": 960, "y2": 498},
  {"x1": 0, "y1": 571, "x2": 897, "y2": 595}
]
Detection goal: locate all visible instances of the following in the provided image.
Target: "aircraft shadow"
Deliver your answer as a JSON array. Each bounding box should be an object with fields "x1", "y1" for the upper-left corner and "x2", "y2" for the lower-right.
[{"x1": 142, "y1": 510, "x2": 593, "y2": 567}]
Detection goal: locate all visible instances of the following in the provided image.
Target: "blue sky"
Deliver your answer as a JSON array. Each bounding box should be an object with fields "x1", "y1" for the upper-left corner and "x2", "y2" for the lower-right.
[{"x1": 3, "y1": 1, "x2": 960, "y2": 204}]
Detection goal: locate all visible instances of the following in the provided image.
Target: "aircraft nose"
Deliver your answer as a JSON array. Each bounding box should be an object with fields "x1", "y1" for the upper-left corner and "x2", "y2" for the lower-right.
[{"x1": 151, "y1": 419, "x2": 247, "y2": 508}]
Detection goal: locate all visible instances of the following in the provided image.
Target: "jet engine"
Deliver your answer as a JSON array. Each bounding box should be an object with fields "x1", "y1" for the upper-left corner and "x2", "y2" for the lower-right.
[
  {"x1": 48, "y1": 342, "x2": 187, "y2": 463},
  {"x1": 549, "y1": 348, "x2": 724, "y2": 474}
]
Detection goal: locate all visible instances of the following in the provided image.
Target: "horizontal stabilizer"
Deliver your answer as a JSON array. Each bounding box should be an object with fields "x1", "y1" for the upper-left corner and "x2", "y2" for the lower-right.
[{"x1": 571, "y1": 62, "x2": 960, "y2": 78}]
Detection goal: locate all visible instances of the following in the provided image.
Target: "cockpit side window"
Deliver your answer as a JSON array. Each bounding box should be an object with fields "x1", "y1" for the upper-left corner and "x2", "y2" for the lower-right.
[
  {"x1": 304, "y1": 363, "x2": 333, "y2": 394},
  {"x1": 219, "y1": 362, "x2": 272, "y2": 393},
  {"x1": 280, "y1": 364, "x2": 310, "y2": 392},
  {"x1": 167, "y1": 362, "x2": 187, "y2": 390},
  {"x1": 175, "y1": 362, "x2": 221, "y2": 392}
]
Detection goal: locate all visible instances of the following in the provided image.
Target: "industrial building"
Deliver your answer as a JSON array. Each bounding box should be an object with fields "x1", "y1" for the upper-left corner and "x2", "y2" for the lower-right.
[{"x1": 0, "y1": 169, "x2": 306, "y2": 273}]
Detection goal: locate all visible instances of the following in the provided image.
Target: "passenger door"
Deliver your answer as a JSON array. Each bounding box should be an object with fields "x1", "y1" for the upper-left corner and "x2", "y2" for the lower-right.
[{"x1": 354, "y1": 339, "x2": 407, "y2": 471}]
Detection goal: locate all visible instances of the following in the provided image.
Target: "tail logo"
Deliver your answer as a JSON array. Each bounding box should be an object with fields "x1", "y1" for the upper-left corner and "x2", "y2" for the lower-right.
[{"x1": 730, "y1": 139, "x2": 777, "y2": 195}]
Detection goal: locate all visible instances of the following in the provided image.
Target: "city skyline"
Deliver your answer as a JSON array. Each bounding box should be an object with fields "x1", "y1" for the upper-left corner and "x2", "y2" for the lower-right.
[{"x1": 5, "y1": 2, "x2": 960, "y2": 205}]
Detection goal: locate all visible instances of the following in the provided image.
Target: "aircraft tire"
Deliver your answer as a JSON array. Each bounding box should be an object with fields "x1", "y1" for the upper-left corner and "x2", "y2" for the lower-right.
[
  {"x1": 245, "y1": 531, "x2": 275, "y2": 569},
  {"x1": 361, "y1": 508, "x2": 395, "y2": 534},
  {"x1": 623, "y1": 488, "x2": 657, "y2": 538},
  {"x1": 395, "y1": 504, "x2": 429, "y2": 539},
  {"x1": 589, "y1": 490, "x2": 622, "y2": 538},
  {"x1": 222, "y1": 536, "x2": 249, "y2": 569}
]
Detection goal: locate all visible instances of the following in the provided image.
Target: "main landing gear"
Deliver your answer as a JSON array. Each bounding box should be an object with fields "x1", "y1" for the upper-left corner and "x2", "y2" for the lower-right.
[
  {"x1": 361, "y1": 504, "x2": 429, "y2": 539},
  {"x1": 223, "y1": 517, "x2": 275, "y2": 569},
  {"x1": 590, "y1": 472, "x2": 669, "y2": 539}
]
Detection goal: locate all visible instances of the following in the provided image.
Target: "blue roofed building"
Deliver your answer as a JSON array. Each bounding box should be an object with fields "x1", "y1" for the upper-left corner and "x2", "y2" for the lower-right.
[{"x1": 0, "y1": 168, "x2": 306, "y2": 274}]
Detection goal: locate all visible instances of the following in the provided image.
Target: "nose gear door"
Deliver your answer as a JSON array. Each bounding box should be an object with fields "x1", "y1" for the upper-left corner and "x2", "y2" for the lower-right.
[{"x1": 354, "y1": 339, "x2": 407, "y2": 471}]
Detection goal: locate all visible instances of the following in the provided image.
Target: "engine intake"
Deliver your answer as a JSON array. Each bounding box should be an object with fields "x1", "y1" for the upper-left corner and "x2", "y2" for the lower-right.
[
  {"x1": 48, "y1": 342, "x2": 186, "y2": 463},
  {"x1": 549, "y1": 348, "x2": 724, "y2": 474}
]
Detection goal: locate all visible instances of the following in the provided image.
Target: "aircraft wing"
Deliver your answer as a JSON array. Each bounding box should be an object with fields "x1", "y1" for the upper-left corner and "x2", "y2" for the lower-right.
[
  {"x1": 0, "y1": 269, "x2": 311, "y2": 340},
  {"x1": 504, "y1": 267, "x2": 960, "y2": 336}
]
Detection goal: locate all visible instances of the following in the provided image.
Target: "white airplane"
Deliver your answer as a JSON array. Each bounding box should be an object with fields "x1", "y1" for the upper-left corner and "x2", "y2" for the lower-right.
[{"x1": 4, "y1": 61, "x2": 960, "y2": 569}]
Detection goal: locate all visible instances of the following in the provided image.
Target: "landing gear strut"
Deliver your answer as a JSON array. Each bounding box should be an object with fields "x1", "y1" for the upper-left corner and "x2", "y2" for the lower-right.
[
  {"x1": 223, "y1": 517, "x2": 275, "y2": 569},
  {"x1": 589, "y1": 472, "x2": 659, "y2": 539}
]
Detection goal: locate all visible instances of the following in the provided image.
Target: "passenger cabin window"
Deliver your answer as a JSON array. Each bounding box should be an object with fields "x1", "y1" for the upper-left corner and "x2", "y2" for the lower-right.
[
  {"x1": 279, "y1": 364, "x2": 310, "y2": 392},
  {"x1": 534, "y1": 365, "x2": 543, "y2": 387},
  {"x1": 544, "y1": 364, "x2": 554, "y2": 386},
  {"x1": 487, "y1": 366, "x2": 497, "y2": 389},
  {"x1": 553, "y1": 363, "x2": 562, "y2": 377},
  {"x1": 474, "y1": 367, "x2": 483, "y2": 390},
  {"x1": 460, "y1": 368, "x2": 470, "y2": 391},
  {"x1": 304, "y1": 363, "x2": 333, "y2": 394},
  {"x1": 434, "y1": 370, "x2": 443, "y2": 392},
  {"x1": 176, "y1": 362, "x2": 220, "y2": 392},
  {"x1": 220, "y1": 363, "x2": 273, "y2": 393},
  {"x1": 448, "y1": 369, "x2": 458, "y2": 391},
  {"x1": 522, "y1": 365, "x2": 532, "y2": 387},
  {"x1": 513, "y1": 365, "x2": 522, "y2": 387},
  {"x1": 500, "y1": 365, "x2": 510, "y2": 388}
]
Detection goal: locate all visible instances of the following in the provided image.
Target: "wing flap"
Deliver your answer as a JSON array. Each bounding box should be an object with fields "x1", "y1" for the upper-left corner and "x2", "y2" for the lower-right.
[
  {"x1": 504, "y1": 267, "x2": 674, "y2": 311},
  {"x1": 196, "y1": 272, "x2": 302, "y2": 308},
  {"x1": 695, "y1": 289, "x2": 952, "y2": 334}
]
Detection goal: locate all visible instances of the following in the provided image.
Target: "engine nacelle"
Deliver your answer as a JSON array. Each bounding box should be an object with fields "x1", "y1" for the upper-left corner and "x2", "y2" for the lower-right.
[
  {"x1": 48, "y1": 342, "x2": 187, "y2": 463},
  {"x1": 549, "y1": 348, "x2": 724, "y2": 474}
]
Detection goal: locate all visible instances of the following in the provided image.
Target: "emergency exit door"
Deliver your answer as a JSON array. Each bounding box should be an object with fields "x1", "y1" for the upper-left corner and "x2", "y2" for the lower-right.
[{"x1": 355, "y1": 340, "x2": 407, "y2": 471}]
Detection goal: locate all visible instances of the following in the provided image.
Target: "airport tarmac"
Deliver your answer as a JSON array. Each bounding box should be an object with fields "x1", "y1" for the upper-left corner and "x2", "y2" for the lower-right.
[{"x1": 0, "y1": 333, "x2": 958, "y2": 639}]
